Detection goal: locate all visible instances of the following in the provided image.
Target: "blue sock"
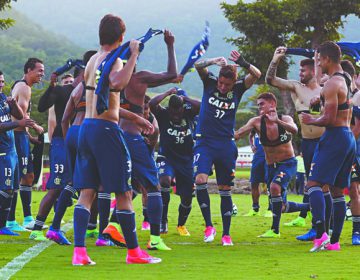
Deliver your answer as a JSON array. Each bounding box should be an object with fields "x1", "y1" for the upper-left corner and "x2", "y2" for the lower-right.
[
  {"x1": 88, "y1": 200, "x2": 98, "y2": 230},
  {"x1": 308, "y1": 186, "x2": 325, "y2": 238},
  {"x1": 73, "y1": 204, "x2": 90, "y2": 247},
  {"x1": 147, "y1": 191, "x2": 163, "y2": 236},
  {"x1": 299, "y1": 191, "x2": 309, "y2": 218},
  {"x1": 160, "y1": 186, "x2": 170, "y2": 223},
  {"x1": 324, "y1": 191, "x2": 333, "y2": 234},
  {"x1": 284, "y1": 201, "x2": 310, "y2": 213},
  {"x1": 0, "y1": 191, "x2": 12, "y2": 228},
  {"x1": 219, "y1": 190, "x2": 232, "y2": 236},
  {"x1": 331, "y1": 196, "x2": 346, "y2": 244},
  {"x1": 142, "y1": 206, "x2": 149, "y2": 222},
  {"x1": 97, "y1": 192, "x2": 111, "y2": 234},
  {"x1": 271, "y1": 196, "x2": 282, "y2": 234},
  {"x1": 52, "y1": 185, "x2": 75, "y2": 230},
  {"x1": 178, "y1": 196, "x2": 192, "y2": 226},
  {"x1": 7, "y1": 190, "x2": 17, "y2": 222},
  {"x1": 195, "y1": 183, "x2": 212, "y2": 227},
  {"x1": 353, "y1": 215, "x2": 360, "y2": 234},
  {"x1": 116, "y1": 209, "x2": 138, "y2": 249},
  {"x1": 19, "y1": 185, "x2": 32, "y2": 217}
]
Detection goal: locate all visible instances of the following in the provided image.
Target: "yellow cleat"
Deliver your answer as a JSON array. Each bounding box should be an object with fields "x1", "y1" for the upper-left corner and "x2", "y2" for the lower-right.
[{"x1": 177, "y1": 225, "x2": 190, "y2": 236}]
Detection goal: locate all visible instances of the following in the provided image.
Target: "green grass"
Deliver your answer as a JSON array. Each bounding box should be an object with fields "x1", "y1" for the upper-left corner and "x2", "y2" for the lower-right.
[{"x1": 1, "y1": 191, "x2": 359, "y2": 279}]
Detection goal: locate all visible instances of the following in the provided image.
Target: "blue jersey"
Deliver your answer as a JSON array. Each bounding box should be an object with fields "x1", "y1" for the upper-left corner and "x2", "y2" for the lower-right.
[
  {"x1": 154, "y1": 106, "x2": 196, "y2": 162},
  {"x1": 196, "y1": 72, "x2": 247, "y2": 140},
  {"x1": 0, "y1": 93, "x2": 15, "y2": 152},
  {"x1": 253, "y1": 133, "x2": 265, "y2": 159}
]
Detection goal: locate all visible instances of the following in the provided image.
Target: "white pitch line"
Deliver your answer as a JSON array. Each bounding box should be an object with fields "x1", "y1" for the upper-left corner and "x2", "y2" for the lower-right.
[{"x1": 0, "y1": 223, "x2": 72, "y2": 280}]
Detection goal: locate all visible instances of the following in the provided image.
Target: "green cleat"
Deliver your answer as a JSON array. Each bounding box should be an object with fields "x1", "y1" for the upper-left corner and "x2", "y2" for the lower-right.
[
  {"x1": 147, "y1": 235, "x2": 171, "y2": 251},
  {"x1": 243, "y1": 209, "x2": 260, "y2": 217},
  {"x1": 284, "y1": 216, "x2": 306, "y2": 227},
  {"x1": 86, "y1": 229, "x2": 99, "y2": 238},
  {"x1": 263, "y1": 210, "x2": 273, "y2": 218},
  {"x1": 29, "y1": 230, "x2": 47, "y2": 241},
  {"x1": 258, "y1": 229, "x2": 280, "y2": 238}
]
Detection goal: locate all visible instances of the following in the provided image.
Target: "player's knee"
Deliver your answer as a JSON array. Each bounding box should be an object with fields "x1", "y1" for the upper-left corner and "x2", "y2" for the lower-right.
[
  {"x1": 160, "y1": 177, "x2": 171, "y2": 190},
  {"x1": 195, "y1": 174, "x2": 208, "y2": 185},
  {"x1": 349, "y1": 183, "x2": 360, "y2": 200},
  {"x1": 146, "y1": 184, "x2": 159, "y2": 193},
  {"x1": 218, "y1": 185, "x2": 231, "y2": 191},
  {"x1": 269, "y1": 184, "x2": 281, "y2": 196},
  {"x1": 181, "y1": 195, "x2": 193, "y2": 207},
  {"x1": 330, "y1": 186, "x2": 344, "y2": 197},
  {"x1": 22, "y1": 173, "x2": 34, "y2": 185}
]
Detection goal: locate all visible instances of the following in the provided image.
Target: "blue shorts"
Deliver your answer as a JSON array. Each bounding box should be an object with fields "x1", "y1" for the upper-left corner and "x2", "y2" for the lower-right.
[
  {"x1": 47, "y1": 137, "x2": 70, "y2": 190},
  {"x1": 267, "y1": 157, "x2": 297, "y2": 202},
  {"x1": 250, "y1": 156, "x2": 268, "y2": 184},
  {"x1": 194, "y1": 138, "x2": 238, "y2": 186},
  {"x1": 73, "y1": 119, "x2": 131, "y2": 193},
  {"x1": 0, "y1": 150, "x2": 18, "y2": 191},
  {"x1": 156, "y1": 155, "x2": 194, "y2": 197},
  {"x1": 64, "y1": 125, "x2": 80, "y2": 183},
  {"x1": 301, "y1": 137, "x2": 320, "y2": 178},
  {"x1": 309, "y1": 127, "x2": 355, "y2": 188},
  {"x1": 123, "y1": 132, "x2": 159, "y2": 189},
  {"x1": 14, "y1": 131, "x2": 33, "y2": 177}
]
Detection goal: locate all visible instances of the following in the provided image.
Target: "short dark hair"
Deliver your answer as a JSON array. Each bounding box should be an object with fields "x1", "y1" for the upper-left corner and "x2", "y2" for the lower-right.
[
  {"x1": 219, "y1": 65, "x2": 237, "y2": 81},
  {"x1": 61, "y1": 73, "x2": 73, "y2": 80},
  {"x1": 341, "y1": 60, "x2": 356, "y2": 77},
  {"x1": 169, "y1": 95, "x2": 183, "y2": 109},
  {"x1": 83, "y1": 50, "x2": 97, "y2": 65},
  {"x1": 257, "y1": 92, "x2": 277, "y2": 104},
  {"x1": 24, "y1": 58, "x2": 43, "y2": 74},
  {"x1": 99, "y1": 14, "x2": 126, "y2": 46},
  {"x1": 0, "y1": 71, "x2": 3, "y2": 76},
  {"x1": 300, "y1": 58, "x2": 314, "y2": 68},
  {"x1": 318, "y1": 41, "x2": 341, "y2": 63}
]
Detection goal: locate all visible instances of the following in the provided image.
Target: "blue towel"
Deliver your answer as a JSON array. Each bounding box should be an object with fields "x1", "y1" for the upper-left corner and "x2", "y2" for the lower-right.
[
  {"x1": 95, "y1": 28, "x2": 163, "y2": 115},
  {"x1": 285, "y1": 48, "x2": 314, "y2": 58},
  {"x1": 54, "y1": 59, "x2": 85, "y2": 75},
  {"x1": 180, "y1": 22, "x2": 210, "y2": 76}
]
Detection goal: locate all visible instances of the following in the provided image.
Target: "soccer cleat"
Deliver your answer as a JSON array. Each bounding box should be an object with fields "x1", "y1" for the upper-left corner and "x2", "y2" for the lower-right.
[
  {"x1": 0, "y1": 227, "x2": 20, "y2": 236},
  {"x1": 296, "y1": 228, "x2": 316, "y2": 241},
  {"x1": 177, "y1": 225, "x2": 190, "y2": 236},
  {"x1": 72, "y1": 247, "x2": 96, "y2": 266},
  {"x1": 102, "y1": 224, "x2": 126, "y2": 247},
  {"x1": 147, "y1": 236, "x2": 171, "y2": 250},
  {"x1": 310, "y1": 232, "x2": 330, "y2": 252},
  {"x1": 86, "y1": 228, "x2": 99, "y2": 238},
  {"x1": 263, "y1": 210, "x2": 273, "y2": 218},
  {"x1": 46, "y1": 226, "x2": 71, "y2": 245},
  {"x1": 160, "y1": 222, "x2": 168, "y2": 234},
  {"x1": 284, "y1": 216, "x2": 306, "y2": 227},
  {"x1": 23, "y1": 216, "x2": 35, "y2": 230},
  {"x1": 29, "y1": 230, "x2": 47, "y2": 241},
  {"x1": 243, "y1": 209, "x2": 260, "y2": 217},
  {"x1": 6, "y1": 221, "x2": 28, "y2": 232},
  {"x1": 141, "y1": 221, "x2": 150, "y2": 231},
  {"x1": 126, "y1": 248, "x2": 162, "y2": 264},
  {"x1": 221, "y1": 235, "x2": 234, "y2": 246},
  {"x1": 204, "y1": 226, "x2": 216, "y2": 243},
  {"x1": 324, "y1": 242, "x2": 340, "y2": 251},
  {"x1": 352, "y1": 233, "x2": 360, "y2": 245},
  {"x1": 95, "y1": 237, "x2": 114, "y2": 247},
  {"x1": 258, "y1": 229, "x2": 280, "y2": 238}
]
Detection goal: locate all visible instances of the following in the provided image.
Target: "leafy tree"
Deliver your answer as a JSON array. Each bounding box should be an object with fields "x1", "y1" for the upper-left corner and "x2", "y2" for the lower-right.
[{"x1": 0, "y1": 0, "x2": 15, "y2": 30}]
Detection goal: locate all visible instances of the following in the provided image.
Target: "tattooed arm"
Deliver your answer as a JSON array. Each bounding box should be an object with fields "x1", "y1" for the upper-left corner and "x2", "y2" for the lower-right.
[{"x1": 195, "y1": 57, "x2": 227, "y2": 80}]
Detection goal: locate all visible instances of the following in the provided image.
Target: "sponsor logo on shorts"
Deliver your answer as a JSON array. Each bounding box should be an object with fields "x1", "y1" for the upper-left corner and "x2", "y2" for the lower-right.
[
  {"x1": 5, "y1": 178, "x2": 11, "y2": 187},
  {"x1": 54, "y1": 177, "x2": 61, "y2": 185}
]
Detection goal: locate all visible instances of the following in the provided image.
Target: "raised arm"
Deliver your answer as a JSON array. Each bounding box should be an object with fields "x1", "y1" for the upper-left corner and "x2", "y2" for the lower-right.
[
  {"x1": 149, "y1": 87, "x2": 177, "y2": 113},
  {"x1": 265, "y1": 47, "x2": 297, "y2": 92},
  {"x1": 195, "y1": 57, "x2": 227, "y2": 80},
  {"x1": 234, "y1": 117, "x2": 257, "y2": 140},
  {"x1": 38, "y1": 73, "x2": 58, "y2": 112},
  {"x1": 183, "y1": 95, "x2": 201, "y2": 115}
]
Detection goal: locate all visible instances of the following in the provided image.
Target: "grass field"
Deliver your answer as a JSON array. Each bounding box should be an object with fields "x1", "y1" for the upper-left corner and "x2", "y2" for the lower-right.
[{"x1": 0, "y1": 191, "x2": 359, "y2": 280}]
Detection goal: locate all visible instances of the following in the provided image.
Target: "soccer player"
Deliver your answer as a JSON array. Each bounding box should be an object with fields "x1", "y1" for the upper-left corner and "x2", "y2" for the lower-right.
[
  {"x1": 7, "y1": 58, "x2": 45, "y2": 232},
  {"x1": 193, "y1": 50, "x2": 261, "y2": 245},
  {"x1": 302, "y1": 41, "x2": 356, "y2": 252},
  {"x1": 266, "y1": 47, "x2": 326, "y2": 241},
  {"x1": 149, "y1": 87, "x2": 200, "y2": 236},
  {"x1": 235, "y1": 92, "x2": 309, "y2": 238},
  {"x1": 72, "y1": 14, "x2": 159, "y2": 265}
]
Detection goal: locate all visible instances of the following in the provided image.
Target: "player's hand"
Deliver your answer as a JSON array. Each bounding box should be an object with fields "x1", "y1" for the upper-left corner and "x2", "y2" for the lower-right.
[
  {"x1": 214, "y1": 57, "x2": 227, "y2": 67},
  {"x1": 273, "y1": 46, "x2": 287, "y2": 62},
  {"x1": 310, "y1": 96, "x2": 320, "y2": 107},
  {"x1": 135, "y1": 116, "x2": 154, "y2": 135},
  {"x1": 6, "y1": 97, "x2": 17, "y2": 108},
  {"x1": 265, "y1": 109, "x2": 278, "y2": 122},
  {"x1": 250, "y1": 144, "x2": 257, "y2": 153},
  {"x1": 164, "y1": 30, "x2": 175, "y2": 45},
  {"x1": 167, "y1": 87, "x2": 178, "y2": 96},
  {"x1": 50, "y1": 73, "x2": 58, "y2": 87},
  {"x1": 34, "y1": 124, "x2": 44, "y2": 134},
  {"x1": 234, "y1": 130, "x2": 241, "y2": 141},
  {"x1": 28, "y1": 134, "x2": 42, "y2": 145},
  {"x1": 129, "y1": 40, "x2": 141, "y2": 56},
  {"x1": 172, "y1": 74, "x2": 184, "y2": 84},
  {"x1": 301, "y1": 112, "x2": 314, "y2": 125},
  {"x1": 143, "y1": 136, "x2": 150, "y2": 146},
  {"x1": 17, "y1": 118, "x2": 36, "y2": 129}
]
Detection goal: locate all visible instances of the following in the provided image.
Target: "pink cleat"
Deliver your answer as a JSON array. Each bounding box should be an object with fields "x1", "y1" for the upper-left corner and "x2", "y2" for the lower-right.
[
  {"x1": 110, "y1": 199, "x2": 116, "y2": 210},
  {"x1": 310, "y1": 232, "x2": 330, "y2": 252},
  {"x1": 221, "y1": 235, "x2": 234, "y2": 246},
  {"x1": 95, "y1": 238, "x2": 114, "y2": 247},
  {"x1": 204, "y1": 226, "x2": 216, "y2": 243},
  {"x1": 72, "y1": 247, "x2": 96, "y2": 266},
  {"x1": 141, "y1": 221, "x2": 150, "y2": 231},
  {"x1": 126, "y1": 247, "x2": 161, "y2": 264},
  {"x1": 324, "y1": 242, "x2": 340, "y2": 251}
]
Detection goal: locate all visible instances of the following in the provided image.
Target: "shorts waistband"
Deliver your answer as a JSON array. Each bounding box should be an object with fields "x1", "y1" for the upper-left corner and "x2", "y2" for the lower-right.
[
  {"x1": 325, "y1": 126, "x2": 351, "y2": 132},
  {"x1": 302, "y1": 137, "x2": 321, "y2": 142},
  {"x1": 267, "y1": 157, "x2": 296, "y2": 168},
  {"x1": 83, "y1": 118, "x2": 120, "y2": 130}
]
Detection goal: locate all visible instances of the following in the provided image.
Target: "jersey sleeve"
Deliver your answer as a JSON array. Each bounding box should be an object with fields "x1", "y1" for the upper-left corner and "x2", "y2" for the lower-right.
[
  {"x1": 202, "y1": 72, "x2": 218, "y2": 95},
  {"x1": 234, "y1": 77, "x2": 247, "y2": 98}
]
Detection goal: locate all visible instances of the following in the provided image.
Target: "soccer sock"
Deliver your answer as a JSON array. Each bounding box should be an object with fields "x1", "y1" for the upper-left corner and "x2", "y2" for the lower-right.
[
  {"x1": 73, "y1": 204, "x2": 90, "y2": 247},
  {"x1": 195, "y1": 183, "x2": 212, "y2": 227},
  {"x1": 352, "y1": 215, "x2": 360, "y2": 234},
  {"x1": 7, "y1": 190, "x2": 18, "y2": 222},
  {"x1": 160, "y1": 186, "x2": 170, "y2": 223},
  {"x1": 220, "y1": 190, "x2": 232, "y2": 236},
  {"x1": 331, "y1": 196, "x2": 346, "y2": 244},
  {"x1": 178, "y1": 196, "x2": 192, "y2": 226},
  {"x1": 33, "y1": 215, "x2": 46, "y2": 231},
  {"x1": 267, "y1": 193, "x2": 272, "y2": 211},
  {"x1": 284, "y1": 201, "x2": 310, "y2": 213},
  {"x1": 324, "y1": 191, "x2": 333, "y2": 234},
  {"x1": 0, "y1": 191, "x2": 12, "y2": 228},
  {"x1": 53, "y1": 199, "x2": 58, "y2": 213},
  {"x1": 87, "y1": 198, "x2": 98, "y2": 230},
  {"x1": 97, "y1": 192, "x2": 111, "y2": 235},
  {"x1": 51, "y1": 185, "x2": 75, "y2": 230},
  {"x1": 252, "y1": 202, "x2": 260, "y2": 212},
  {"x1": 19, "y1": 185, "x2": 32, "y2": 217},
  {"x1": 308, "y1": 186, "x2": 325, "y2": 238},
  {"x1": 116, "y1": 209, "x2": 138, "y2": 249},
  {"x1": 299, "y1": 191, "x2": 309, "y2": 218},
  {"x1": 142, "y1": 206, "x2": 149, "y2": 222},
  {"x1": 147, "y1": 191, "x2": 163, "y2": 236},
  {"x1": 270, "y1": 196, "x2": 282, "y2": 234}
]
